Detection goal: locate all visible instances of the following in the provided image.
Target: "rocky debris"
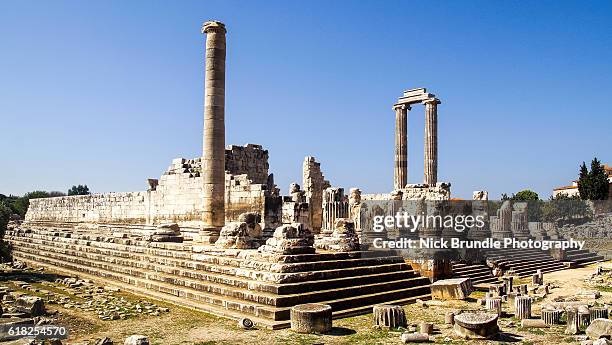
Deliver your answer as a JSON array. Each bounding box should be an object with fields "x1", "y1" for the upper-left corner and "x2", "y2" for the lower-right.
[
  {"x1": 215, "y1": 213, "x2": 262, "y2": 249},
  {"x1": 258, "y1": 223, "x2": 314, "y2": 255},
  {"x1": 142, "y1": 223, "x2": 183, "y2": 242},
  {"x1": 430, "y1": 278, "x2": 472, "y2": 300},
  {"x1": 124, "y1": 335, "x2": 149, "y2": 345},
  {"x1": 315, "y1": 218, "x2": 360, "y2": 252},
  {"x1": 14, "y1": 296, "x2": 45, "y2": 316},
  {"x1": 586, "y1": 318, "x2": 612, "y2": 340},
  {"x1": 94, "y1": 338, "x2": 114, "y2": 345}
]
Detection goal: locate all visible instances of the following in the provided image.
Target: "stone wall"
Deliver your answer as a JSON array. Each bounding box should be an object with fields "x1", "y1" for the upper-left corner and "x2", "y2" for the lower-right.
[
  {"x1": 225, "y1": 144, "x2": 269, "y2": 185},
  {"x1": 302, "y1": 157, "x2": 330, "y2": 233},
  {"x1": 25, "y1": 144, "x2": 281, "y2": 232}
]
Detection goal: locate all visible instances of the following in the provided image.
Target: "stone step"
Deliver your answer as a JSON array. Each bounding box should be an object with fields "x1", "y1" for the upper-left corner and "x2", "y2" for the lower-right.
[
  {"x1": 11, "y1": 239, "x2": 426, "y2": 305},
  {"x1": 21, "y1": 228, "x2": 401, "y2": 264},
  {"x1": 13, "y1": 251, "x2": 430, "y2": 323},
  {"x1": 9, "y1": 235, "x2": 410, "y2": 284}
]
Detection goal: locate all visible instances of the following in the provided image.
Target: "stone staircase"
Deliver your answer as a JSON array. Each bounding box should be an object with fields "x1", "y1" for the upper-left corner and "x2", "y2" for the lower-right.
[
  {"x1": 564, "y1": 248, "x2": 605, "y2": 266},
  {"x1": 6, "y1": 225, "x2": 431, "y2": 329},
  {"x1": 451, "y1": 263, "x2": 497, "y2": 285},
  {"x1": 480, "y1": 248, "x2": 567, "y2": 277}
]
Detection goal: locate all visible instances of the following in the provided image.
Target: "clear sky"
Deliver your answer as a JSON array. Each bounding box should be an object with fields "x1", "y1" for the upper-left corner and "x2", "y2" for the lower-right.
[{"x1": 1, "y1": 1, "x2": 610, "y2": 199}]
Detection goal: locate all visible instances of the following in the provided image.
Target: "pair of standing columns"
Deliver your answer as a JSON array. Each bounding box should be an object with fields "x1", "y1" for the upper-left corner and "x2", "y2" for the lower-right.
[{"x1": 393, "y1": 98, "x2": 440, "y2": 190}]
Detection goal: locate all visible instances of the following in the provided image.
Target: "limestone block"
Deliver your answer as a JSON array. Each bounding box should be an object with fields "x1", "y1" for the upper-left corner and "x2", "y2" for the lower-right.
[
  {"x1": 15, "y1": 296, "x2": 44, "y2": 316},
  {"x1": 431, "y1": 278, "x2": 473, "y2": 300},
  {"x1": 258, "y1": 223, "x2": 314, "y2": 255},
  {"x1": 290, "y1": 303, "x2": 332, "y2": 334},
  {"x1": 587, "y1": 318, "x2": 612, "y2": 340}
]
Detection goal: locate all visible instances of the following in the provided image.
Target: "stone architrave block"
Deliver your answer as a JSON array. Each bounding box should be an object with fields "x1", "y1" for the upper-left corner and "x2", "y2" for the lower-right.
[{"x1": 431, "y1": 278, "x2": 473, "y2": 300}]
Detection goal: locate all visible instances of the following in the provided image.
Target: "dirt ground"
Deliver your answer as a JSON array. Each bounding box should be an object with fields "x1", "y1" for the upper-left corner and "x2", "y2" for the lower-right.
[{"x1": 3, "y1": 262, "x2": 611, "y2": 345}]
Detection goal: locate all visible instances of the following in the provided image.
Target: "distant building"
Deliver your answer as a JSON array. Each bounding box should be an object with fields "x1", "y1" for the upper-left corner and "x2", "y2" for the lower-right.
[{"x1": 553, "y1": 164, "x2": 612, "y2": 198}]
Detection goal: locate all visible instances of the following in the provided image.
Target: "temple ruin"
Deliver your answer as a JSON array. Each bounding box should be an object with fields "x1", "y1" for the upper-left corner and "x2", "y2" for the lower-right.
[{"x1": 5, "y1": 20, "x2": 606, "y2": 333}]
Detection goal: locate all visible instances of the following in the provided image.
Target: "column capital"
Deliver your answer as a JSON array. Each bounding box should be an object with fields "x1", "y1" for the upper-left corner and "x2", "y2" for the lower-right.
[
  {"x1": 422, "y1": 98, "x2": 441, "y2": 105},
  {"x1": 202, "y1": 21, "x2": 227, "y2": 34},
  {"x1": 392, "y1": 103, "x2": 411, "y2": 111}
]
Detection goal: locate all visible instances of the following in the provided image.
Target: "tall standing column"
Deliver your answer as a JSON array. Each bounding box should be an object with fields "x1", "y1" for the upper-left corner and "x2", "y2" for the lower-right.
[
  {"x1": 393, "y1": 104, "x2": 409, "y2": 190},
  {"x1": 200, "y1": 21, "x2": 227, "y2": 244},
  {"x1": 423, "y1": 98, "x2": 440, "y2": 185}
]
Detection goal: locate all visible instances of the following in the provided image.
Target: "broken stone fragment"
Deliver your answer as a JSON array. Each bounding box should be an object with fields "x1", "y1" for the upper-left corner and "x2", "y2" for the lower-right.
[
  {"x1": 400, "y1": 332, "x2": 430, "y2": 343},
  {"x1": 586, "y1": 318, "x2": 612, "y2": 340},
  {"x1": 430, "y1": 278, "x2": 473, "y2": 300},
  {"x1": 15, "y1": 296, "x2": 44, "y2": 316},
  {"x1": 124, "y1": 335, "x2": 149, "y2": 345}
]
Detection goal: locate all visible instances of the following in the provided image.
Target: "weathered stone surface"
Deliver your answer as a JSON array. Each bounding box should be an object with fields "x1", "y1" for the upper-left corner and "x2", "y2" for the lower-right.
[
  {"x1": 124, "y1": 335, "x2": 149, "y2": 345},
  {"x1": 258, "y1": 223, "x2": 314, "y2": 255},
  {"x1": 430, "y1": 278, "x2": 472, "y2": 300},
  {"x1": 400, "y1": 332, "x2": 430, "y2": 343},
  {"x1": 515, "y1": 296, "x2": 532, "y2": 320},
  {"x1": 566, "y1": 306, "x2": 580, "y2": 335},
  {"x1": 372, "y1": 304, "x2": 406, "y2": 329},
  {"x1": 521, "y1": 319, "x2": 547, "y2": 328},
  {"x1": 586, "y1": 318, "x2": 612, "y2": 340},
  {"x1": 420, "y1": 322, "x2": 434, "y2": 334},
  {"x1": 215, "y1": 215, "x2": 262, "y2": 249},
  {"x1": 541, "y1": 308, "x2": 563, "y2": 325},
  {"x1": 94, "y1": 337, "x2": 113, "y2": 345},
  {"x1": 315, "y1": 218, "x2": 360, "y2": 252},
  {"x1": 453, "y1": 312, "x2": 499, "y2": 339},
  {"x1": 14, "y1": 296, "x2": 44, "y2": 316},
  {"x1": 290, "y1": 303, "x2": 332, "y2": 334}
]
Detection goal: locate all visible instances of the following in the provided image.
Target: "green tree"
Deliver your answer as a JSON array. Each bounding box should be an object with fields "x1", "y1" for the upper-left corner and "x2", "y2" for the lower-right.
[
  {"x1": 68, "y1": 185, "x2": 90, "y2": 196},
  {"x1": 0, "y1": 201, "x2": 12, "y2": 262},
  {"x1": 513, "y1": 190, "x2": 540, "y2": 201},
  {"x1": 12, "y1": 191, "x2": 51, "y2": 218},
  {"x1": 578, "y1": 158, "x2": 609, "y2": 200}
]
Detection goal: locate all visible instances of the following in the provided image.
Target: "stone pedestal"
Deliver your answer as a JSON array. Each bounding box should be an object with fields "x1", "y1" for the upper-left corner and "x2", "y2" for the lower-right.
[
  {"x1": 453, "y1": 312, "x2": 499, "y2": 339},
  {"x1": 290, "y1": 303, "x2": 332, "y2": 334},
  {"x1": 515, "y1": 296, "x2": 531, "y2": 319},
  {"x1": 541, "y1": 308, "x2": 562, "y2": 325},
  {"x1": 565, "y1": 307, "x2": 580, "y2": 335},
  {"x1": 590, "y1": 307, "x2": 609, "y2": 320},
  {"x1": 486, "y1": 297, "x2": 502, "y2": 316},
  {"x1": 372, "y1": 304, "x2": 407, "y2": 329}
]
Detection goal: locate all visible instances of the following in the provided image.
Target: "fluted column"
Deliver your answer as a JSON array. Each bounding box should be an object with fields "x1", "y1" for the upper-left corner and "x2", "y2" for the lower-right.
[
  {"x1": 423, "y1": 98, "x2": 440, "y2": 185},
  {"x1": 200, "y1": 21, "x2": 227, "y2": 243},
  {"x1": 393, "y1": 104, "x2": 409, "y2": 190}
]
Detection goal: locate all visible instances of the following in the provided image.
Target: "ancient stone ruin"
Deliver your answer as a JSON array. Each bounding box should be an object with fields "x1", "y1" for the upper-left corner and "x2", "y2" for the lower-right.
[{"x1": 5, "y1": 20, "x2": 433, "y2": 329}]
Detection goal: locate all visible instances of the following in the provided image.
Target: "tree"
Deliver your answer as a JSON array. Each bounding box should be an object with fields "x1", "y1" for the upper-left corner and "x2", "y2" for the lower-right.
[
  {"x1": 12, "y1": 191, "x2": 50, "y2": 217},
  {"x1": 513, "y1": 190, "x2": 539, "y2": 201},
  {"x1": 0, "y1": 201, "x2": 12, "y2": 262},
  {"x1": 542, "y1": 193, "x2": 591, "y2": 225},
  {"x1": 578, "y1": 158, "x2": 609, "y2": 200},
  {"x1": 578, "y1": 162, "x2": 589, "y2": 198},
  {"x1": 68, "y1": 185, "x2": 90, "y2": 196}
]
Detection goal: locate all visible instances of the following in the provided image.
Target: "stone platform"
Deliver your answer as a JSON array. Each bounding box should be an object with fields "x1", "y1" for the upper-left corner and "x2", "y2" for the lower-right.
[{"x1": 6, "y1": 223, "x2": 431, "y2": 329}]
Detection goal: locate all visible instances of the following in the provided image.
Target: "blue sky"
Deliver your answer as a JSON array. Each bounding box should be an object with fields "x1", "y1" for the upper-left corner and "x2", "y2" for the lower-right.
[{"x1": 1, "y1": 1, "x2": 610, "y2": 199}]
